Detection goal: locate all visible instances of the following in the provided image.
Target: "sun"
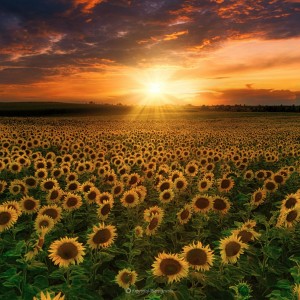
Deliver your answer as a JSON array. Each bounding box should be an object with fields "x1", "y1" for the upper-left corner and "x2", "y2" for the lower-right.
[{"x1": 148, "y1": 82, "x2": 163, "y2": 95}]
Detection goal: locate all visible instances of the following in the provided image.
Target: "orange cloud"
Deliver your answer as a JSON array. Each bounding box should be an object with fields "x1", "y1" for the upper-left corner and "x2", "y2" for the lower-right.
[
  {"x1": 163, "y1": 30, "x2": 189, "y2": 41},
  {"x1": 73, "y1": 0, "x2": 105, "y2": 13}
]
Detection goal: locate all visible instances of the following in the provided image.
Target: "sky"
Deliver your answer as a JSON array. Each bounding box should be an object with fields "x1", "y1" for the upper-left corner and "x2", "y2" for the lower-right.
[{"x1": 0, "y1": 0, "x2": 300, "y2": 105}]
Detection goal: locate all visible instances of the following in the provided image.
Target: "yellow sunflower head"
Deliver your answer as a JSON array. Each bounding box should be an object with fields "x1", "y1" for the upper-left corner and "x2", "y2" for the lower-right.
[
  {"x1": 2, "y1": 201, "x2": 22, "y2": 216},
  {"x1": 34, "y1": 214, "x2": 55, "y2": 234},
  {"x1": 250, "y1": 188, "x2": 267, "y2": 206},
  {"x1": 87, "y1": 223, "x2": 117, "y2": 249},
  {"x1": 38, "y1": 205, "x2": 62, "y2": 223},
  {"x1": 159, "y1": 189, "x2": 175, "y2": 204},
  {"x1": 152, "y1": 252, "x2": 189, "y2": 283},
  {"x1": 145, "y1": 215, "x2": 163, "y2": 236},
  {"x1": 46, "y1": 188, "x2": 63, "y2": 203},
  {"x1": 231, "y1": 228, "x2": 260, "y2": 243},
  {"x1": 84, "y1": 187, "x2": 101, "y2": 204},
  {"x1": 120, "y1": 190, "x2": 139, "y2": 208},
  {"x1": 0, "y1": 180, "x2": 7, "y2": 193},
  {"x1": 40, "y1": 178, "x2": 59, "y2": 192},
  {"x1": 212, "y1": 196, "x2": 231, "y2": 214},
  {"x1": 97, "y1": 200, "x2": 114, "y2": 220},
  {"x1": 0, "y1": 207, "x2": 18, "y2": 232},
  {"x1": 197, "y1": 178, "x2": 213, "y2": 192},
  {"x1": 263, "y1": 179, "x2": 278, "y2": 193},
  {"x1": 33, "y1": 291, "x2": 65, "y2": 300},
  {"x1": 48, "y1": 236, "x2": 86, "y2": 268},
  {"x1": 62, "y1": 193, "x2": 83, "y2": 211},
  {"x1": 219, "y1": 235, "x2": 248, "y2": 264},
  {"x1": 182, "y1": 241, "x2": 214, "y2": 271},
  {"x1": 115, "y1": 269, "x2": 138, "y2": 289},
  {"x1": 134, "y1": 226, "x2": 143, "y2": 238},
  {"x1": 20, "y1": 196, "x2": 40, "y2": 214},
  {"x1": 192, "y1": 194, "x2": 213, "y2": 213},
  {"x1": 143, "y1": 206, "x2": 164, "y2": 222},
  {"x1": 217, "y1": 177, "x2": 235, "y2": 193},
  {"x1": 177, "y1": 205, "x2": 193, "y2": 225}
]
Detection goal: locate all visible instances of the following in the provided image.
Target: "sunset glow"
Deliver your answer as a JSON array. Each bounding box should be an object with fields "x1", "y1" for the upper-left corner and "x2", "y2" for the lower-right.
[{"x1": 0, "y1": 1, "x2": 300, "y2": 105}]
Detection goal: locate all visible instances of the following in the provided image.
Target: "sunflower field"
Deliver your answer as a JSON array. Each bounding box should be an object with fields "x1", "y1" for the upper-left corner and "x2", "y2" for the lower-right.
[{"x1": 0, "y1": 115, "x2": 300, "y2": 300}]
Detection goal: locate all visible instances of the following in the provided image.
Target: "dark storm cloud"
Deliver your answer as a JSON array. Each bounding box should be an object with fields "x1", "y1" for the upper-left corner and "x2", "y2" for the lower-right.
[{"x1": 0, "y1": 0, "x2": 300, "y2": 82}]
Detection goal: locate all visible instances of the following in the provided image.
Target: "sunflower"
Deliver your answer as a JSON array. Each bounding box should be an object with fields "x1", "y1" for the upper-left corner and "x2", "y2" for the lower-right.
[
  {"x1": 134, "y1": 226, "x2": 143, "y2": 238},
  {"x1": 105, "y1": 172, "x2": 118, "y2": 185},
  {"x1": 97, "y1": 200, "x2": 113, "y2": 220},
  {"x1": 277, "y1": 207, "x2": 300, "y2": 228},
  {"x1": 174, "y1": 177, "x2": 188, "y2": 192},
  {"x1": 145, "y1": 215, "x2": 163, "y2": 236},
  {"x1": 35, "y1": 168, "x2": 48, "y2": 180},
  {"x1": 24, "y1": 176, "x2": 38, "y2": 189},
  {"x1": 220, "y1": 235, "x2": 248, "y2": 264},
  {"x1": 243, "y1": 170, "x2": 254, "y2": 181},
  {"x1": 197, "y1": 178, "x2": 212, "y2": 193},
  {"x1": 1, "y1": 201, "x2": 22, "y2": 216},
  {"x1": 120, "y1": 190, "x2": 139, "y2": 208},
  {"x1": 157, "y1": 180, "x2": 173, "y2": 193},
  {"x1": 241, "y1": 219, "x2": 257, "y2": 230},
  {"x1": 34, "y1": 214, "x2": 55, "y2": 233},
  {"x1": 33, "y1": 291, "x2": 65, "y2": 300},
  {"x1": 87, "y1": 223, "x2": 117, "y2": 249},
  {"x1": 159, "y1": 189, "x2": 175, "y2": 204},
  {"x1": 40, "y1": 178, "x2": 59, "y2": 192},
  {"x1": 127, "y1": 173, "x2": 141, "y2": 187},
  {"x1": 63, "y1": 193, "x2": 82, "y2": 211},
  {"x1": 250, "y1": 188, "x2": 267, "y2": 206},
  {"x1": 0, "y1": 207, "x2": 18, "y2": 232},
  {"x1": 9, "y1": 162, "x2": 22, "y2": 174},
  {"x1": 38, "y1": 205, "x2": 62, "y2": 223},
  {"x1": 263, "y1": 179, "x2": 278, "y2": 193},
  {"x1": 66, "y1": 172, "x2": 78, "y2": 183},
  {"x1": 51, "y1": 168, "x2": 63, "y2": 179},
  {"x1": 48, "y1": 237, "x2": 85, "y2": 268},
  {"x1": 111, "y1": 182, "x2": 124, "y2": 197},
  {"x1": 152, "y1": 252, "x2": 189, "y2": 283},
  {"x1": 65, "y1": 180, "x2": 81, "y2": 192},
  {"x1": 281, "y1": 194, "x2": 300, "y2": 212},
  {"x1": 185, "y1": 162, "x2": 199, "y2": 177},
  {"x1": 170, "y1": 170, "x2": 184, "y2": 182},
  {"x1": 182, "y1": 241, "x2": 214, "y2": 271},
  {"x1": 143, "y1": 206, "x2": 164, "y2": 222},
  {"x1": 9, "y1": 182, "x2": 22, "y2": 196},
  {"x1": 84, "y1": 187, "x2": 101, "y2": 204},
  {"x1": 20, "y1": 196, "x2": 40, "y2": 214},
  {"x1": 212, "y1": 196, "x2": 231, "y2": 214},
  {"x1": 192, "y1": 194, "x2": 212, "y2": 213},
  {"x1": 46, "y1": 188, "x2": 63, "y2": 203},
  {"x1": 177, "y1": 204, "x2": 193, "y2": 225},
  {"x1": 134, "y1": 185, "x2": 147, "y2": 203},
  {"x1": 0, "y1": 180, "x2": 7, "y2": 193},
  {"x1": 80, "y1": 181, "x2": 95, "y2": 194},
  {"x1": 217, "y1": 177, "x2": 235, "y2": 193},
  {"x1": 231, "y1": 228, "x2": 260, "y2": 243},
  {"x1": 115, "y1": 269, "x2": 138, "y2": 289},
  {"x1": 272, "y1": 173, "x2": 286, "y2": 185},
  {"x1": 255, "y1": 170, "x2": 266, "y2": 181},
  {"x1": 96, "y1": 192, "x2": 113, "y2": 206}
]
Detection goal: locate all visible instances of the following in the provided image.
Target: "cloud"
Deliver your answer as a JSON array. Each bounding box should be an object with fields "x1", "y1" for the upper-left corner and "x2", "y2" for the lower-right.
[
  {"x1": 0, "y1": 0, "x2": 300, "y2": 101},
  {"x1": 163, "y1": 30, "x2": 189, "y2": 41},
  {"x1": 195, "y1": 88, "x2": 299, "y2": 105}
]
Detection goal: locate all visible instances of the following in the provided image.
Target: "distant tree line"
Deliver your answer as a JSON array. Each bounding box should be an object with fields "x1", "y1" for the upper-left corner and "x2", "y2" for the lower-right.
[{"x1": 198, "y1": 104, "x2": 300, "y2": 112}]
